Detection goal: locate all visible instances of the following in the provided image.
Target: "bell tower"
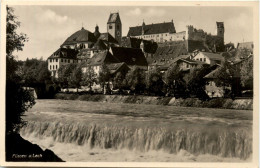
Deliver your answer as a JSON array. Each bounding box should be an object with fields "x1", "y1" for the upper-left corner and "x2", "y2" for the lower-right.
[
  {"x1": 107, "y1": 12, "x2": 122, "y2": 45},
  {"x1": 216, "y1": 22, "x2": 224, "y2": 38}
]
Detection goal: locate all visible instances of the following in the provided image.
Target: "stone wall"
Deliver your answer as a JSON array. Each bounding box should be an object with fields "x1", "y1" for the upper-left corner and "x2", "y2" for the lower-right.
[{"x1": 55, "y1": 93, "x2": 253, "y2": 110}]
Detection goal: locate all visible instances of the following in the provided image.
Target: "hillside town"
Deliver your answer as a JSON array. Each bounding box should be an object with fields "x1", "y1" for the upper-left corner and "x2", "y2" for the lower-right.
[{"x1": 28, "y1": 12, "x2": 253, "y2": 98}]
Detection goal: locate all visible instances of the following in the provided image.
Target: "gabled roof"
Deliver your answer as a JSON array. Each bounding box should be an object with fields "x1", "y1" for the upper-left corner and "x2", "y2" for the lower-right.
[
  {"x1": 93, "y1": 39, "x2": 107, "y2": 50},
  {"x1": 110, "y1": 47, "x2": 148, "y2": 67},
  {"x1": 127, "y1": 21, "x2": 176, "y2": 36},
  {"x1": 62, "y1": 27, "x2": 97, "y2": 46},
  {"x1": 48, "y1": 48, "x2": 78, "y2": 59},
  {"x1": 107, "y1": 13, "x2": 121, "y2": 23},
  {"x1": 148, "y1": 41, "x2": 188, "y2": 64},
  {"x1": 177, "y1": 58, "x2": 207, "y2": 65},
  {"x1": 107, "y1": 62, "x2": 130, "y2": 74},
  {"x1": 121, "y1": 37, "x2": 158, "y2": 54},
  {"x1": 199, "y1": 52, "x2": 224, "y2": 61},
  {"x1": 204, "y1": 66, "x2": 221, "y2": 79},
  {"x1": 98, "y1": 33, "x2": 118, "y2": 44},
  {"x1": 86, "y1": 50, "x2": 120, "y2": 66}
]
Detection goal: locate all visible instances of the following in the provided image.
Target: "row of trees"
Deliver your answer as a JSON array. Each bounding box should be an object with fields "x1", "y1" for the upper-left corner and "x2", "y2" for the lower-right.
[{"x1": 56, "y1": 54, "x2": 253, "y2": 99}]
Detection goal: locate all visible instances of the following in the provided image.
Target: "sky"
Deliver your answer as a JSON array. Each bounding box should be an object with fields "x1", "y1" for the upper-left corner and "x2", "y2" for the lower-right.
[{"x1": 11, "y1": 5, "x2": 254, "y2": 61}]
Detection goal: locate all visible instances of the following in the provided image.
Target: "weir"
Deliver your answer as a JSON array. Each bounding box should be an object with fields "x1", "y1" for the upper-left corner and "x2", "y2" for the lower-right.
[
  {"x1": 20, "y1": 120, "x2": 252, "y2": 160},
  {"x1": 20, "y1": 99, "x2": 252, "y2": 161}
]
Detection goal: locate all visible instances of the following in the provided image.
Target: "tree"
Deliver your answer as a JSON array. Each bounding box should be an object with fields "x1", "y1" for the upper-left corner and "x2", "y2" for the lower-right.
[
  {"x1": 6, "y1": 6, "x2": 35, "y2": 133},
  {"x1": 214, "y1": 61, "x2": 235, "y2": 88},
  {"x1": 126, "y1": 67, "x2": 146, "y2": 94},
  {"x1": 81, "y1": 66, "x2": 97, "y2": 92},
  {"x1": 146, "y1": 68, "x2": 165, "y2": 96},
  {"x1": 21, "y1": 58, "x2": 51, "y2": 86},
  {"x1": 57, "y1": 63, "x2": 77, "y2": 88},
  {"x1": 186, "y1": 65, "x2": 211, "y2": 100},
  {"x1": 166, "y1": 64, "x2": 186, "y2": 97},
  {"x1": 240, "y1": 56, "x2": 253, "y2": 89},
  {"x1": 98, "y1": 64, "x2": 111, "y2": 94},
  {"x1": 113, "y1": 72, "x2": 128, "y2": 93},
  {"x1": 69, "y1": 64, "x2": 83, "y2": 92}
]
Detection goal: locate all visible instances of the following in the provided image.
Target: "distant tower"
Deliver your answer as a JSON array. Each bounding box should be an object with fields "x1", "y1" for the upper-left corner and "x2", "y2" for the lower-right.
[
  {"x1": 142, "y1": 20, "x2": 145, "y2": 36},
  {"x1": 216, "y1": 22, "x2": 224, "y2": 38},
  {"x1": 94, "y1": 24, "x2": 100, "y2": 38},
  {"x1": 107, "y1": 12, "x2": 122, "y2": 45}
]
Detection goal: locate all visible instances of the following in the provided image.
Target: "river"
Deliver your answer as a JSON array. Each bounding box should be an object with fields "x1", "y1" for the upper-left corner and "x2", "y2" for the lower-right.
[{"x1": 20, "y1": 99, "x2": 252, "y2": 162}]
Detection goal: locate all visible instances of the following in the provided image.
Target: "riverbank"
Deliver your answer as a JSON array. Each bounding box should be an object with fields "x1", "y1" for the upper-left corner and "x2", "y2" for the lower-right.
[
  {"x1": 6, "y1": 133, "x2": 63, "y2": 162},
  {"x1": 55, "y1": 93, "x2": 253, "y2": 110}
]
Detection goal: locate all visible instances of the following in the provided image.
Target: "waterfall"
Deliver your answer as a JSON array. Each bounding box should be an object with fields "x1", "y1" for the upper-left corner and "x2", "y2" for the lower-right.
[{"x1": 20, "y1": 120, "x2": 252, "y2": 160}]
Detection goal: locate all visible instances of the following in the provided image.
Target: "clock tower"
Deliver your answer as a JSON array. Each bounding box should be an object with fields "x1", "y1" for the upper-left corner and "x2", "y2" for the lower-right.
[{"x1": 107, "y1": 12, "x2": 122, "y2": 45}]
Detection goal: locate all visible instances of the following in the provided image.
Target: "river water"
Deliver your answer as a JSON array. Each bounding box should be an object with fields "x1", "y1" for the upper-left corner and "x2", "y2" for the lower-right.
[{"x1": 20, "y1": 99, "x2": 252, "y2": 162}]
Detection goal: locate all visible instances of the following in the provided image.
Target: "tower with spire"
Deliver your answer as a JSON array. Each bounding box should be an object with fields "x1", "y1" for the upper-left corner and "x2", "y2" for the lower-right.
[{"x1": 107, "y1": 12, "x2": 122, "y2": 45}]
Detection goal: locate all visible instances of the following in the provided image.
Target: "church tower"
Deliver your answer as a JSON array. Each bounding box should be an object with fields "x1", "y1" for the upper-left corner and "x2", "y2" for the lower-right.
[
  {"x1": 216, "y1": 22, "x2": 224, "y2": 38},
  {"x1": 107, "y1": 12, "x2": 122, "y2": 45}
]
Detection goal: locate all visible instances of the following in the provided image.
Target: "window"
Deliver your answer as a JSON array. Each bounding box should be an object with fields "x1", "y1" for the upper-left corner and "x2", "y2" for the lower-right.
[
  {"x1": 186, "y1": 64, "x2": 189, "y2": 68},
  {"x1": 200, "y1": 58, "x2": 202, "y2": 61},
  {"x1": 50, "y1": 59, "x2": 52, "y2": 62},
  {"x1": 65, "y1": 59, "x2": 67, "y2": 63},
  {"x1": 53, "y1": 65, "x2": 55, "y2": 69},
  {"x1": 109, "y1": 25, "x2": 112, "y2": 29},
  {"x1": 204, "y1": 58, "x2": 206, "y2": 62},
  {"x1": 61, "y1": 59, "x2": 63, "y2": 62},
  {"x1": 50, "y1": 65, "x2": 51, "y2": 70},
  {"x1": 68, "y1": 60, "x2": 70, "y2": 63},
  {"x1": 56, "y1": 59, "x2": 58, "y2": 62},
  {"x1": 56, "y1": 65, "x2": 58, "y2": 69},
  {"x1": 165, "y1": 34, "x2": 167, "y2": 36}
]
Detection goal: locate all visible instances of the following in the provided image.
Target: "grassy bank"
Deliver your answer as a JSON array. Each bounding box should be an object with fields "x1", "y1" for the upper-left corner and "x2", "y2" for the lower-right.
[{"x1": 54, "y1": 93, "x2": 253, "y2": 110}]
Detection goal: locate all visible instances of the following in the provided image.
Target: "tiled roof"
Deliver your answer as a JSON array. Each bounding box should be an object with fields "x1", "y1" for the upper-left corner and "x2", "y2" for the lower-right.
[
  {"x1": 107, "y1": 62, "x2": 130, "y2": 74},
  {"x1": 121, "y1": 37, "x2": 158, "y2": 54},
  {"x1": 48, "y1": 48, "x2": 78, "y2": 59},
  {"x1": 127, "y1": 21, "x2": 176, "y2": 36},
  {"x1": 98, "y1": 33, "x2": 118, "y2": 44},
  {"x1": 110, "y1": 47, "x2": 148, "y2": 67},
  {"x1": 93, "y1": 39, "x2": 107, "y2": 50},
  {"x1": 62, "y1": 27, "x2": 96, "y2": 46},
  {"x1": 147, "y1": 41, "x2": 188, "y2": 64},
  {"x1": 85, "y1": 50, "x2": 120, "y2": 66},
  {"x1": 200, "y1": 52, "x2": 224, "y2": 61},
  {"x1": 107, "y1": 13, "x2": 120, "y2": 23},
  {"x1": 204, "y1": 66, "x2": 221, "y2": 79}
]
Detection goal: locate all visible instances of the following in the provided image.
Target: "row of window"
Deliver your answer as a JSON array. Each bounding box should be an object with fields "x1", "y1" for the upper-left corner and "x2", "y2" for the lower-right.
[
  {"x1": 196, "y1": 58, "x2": 207, "y2": 62},
  {"x1": 49, "y1": 58, "x2": 75, "y2": 63},
  {"x1": 50, "y1": 65, "x2": 58, "y2": 70}
]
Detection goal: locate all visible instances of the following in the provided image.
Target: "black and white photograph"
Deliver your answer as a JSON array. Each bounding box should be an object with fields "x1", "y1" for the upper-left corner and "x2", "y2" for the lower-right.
[{"x1": 1, "y1": 1, "x2": 259, "y2": 167}]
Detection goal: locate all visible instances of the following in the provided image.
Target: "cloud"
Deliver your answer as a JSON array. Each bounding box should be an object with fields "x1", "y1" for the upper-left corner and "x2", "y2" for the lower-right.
[
  {"x1": 13, "y1": 6, "x2": 78, "y2": 60},
  {"x1": 225, "y1": 12, "x2": 253, "y2": 44},
  {"x1": 127, "y1": 8, "x2": 142, "y2": 16},
  {"x1": 126, "y1": 7, "x2": 166, "y2": 18},
  {"x1": 145, "y1": 8, "x2": 166, "y2": 17},
  {"x1": 37, "y1": 9, "x2": 68, "y2": 24}
]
